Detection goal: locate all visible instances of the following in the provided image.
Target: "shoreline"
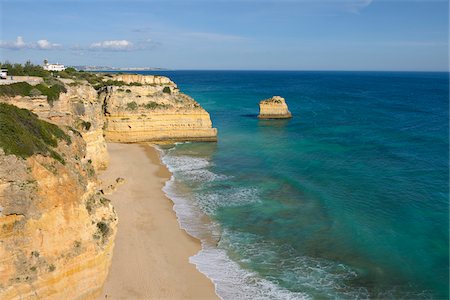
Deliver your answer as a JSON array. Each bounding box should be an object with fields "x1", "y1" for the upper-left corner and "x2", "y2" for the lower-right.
[{"x1": 98, "y1": 143, "x2": 218, "y2": 299}]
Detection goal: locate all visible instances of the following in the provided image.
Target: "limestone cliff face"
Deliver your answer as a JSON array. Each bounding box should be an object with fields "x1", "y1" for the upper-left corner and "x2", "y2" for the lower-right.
[
  {"x1": 258, "y1": 96, "x2": 292, "y2": 119},
  {"x1": 0, "y1": 73, "x2": 217, "y2": 299},
  {"x1": 101, "y1": 75, "x2": 217, "y2": 143},
  {"x1": 0, "y1": 127, "x2": 117, "y2": 300},
  {"x1": 0, "y1": 81, "x2": 108, "y2": 171},
  {"x1": 113, "y1": 74, "x2": 175, "y2": 86}
]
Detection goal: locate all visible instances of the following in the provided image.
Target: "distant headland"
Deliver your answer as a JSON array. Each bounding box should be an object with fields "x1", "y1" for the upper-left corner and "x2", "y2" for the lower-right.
[{"x1": 73, "y1": 66, "x2": 169, "y2": 72}]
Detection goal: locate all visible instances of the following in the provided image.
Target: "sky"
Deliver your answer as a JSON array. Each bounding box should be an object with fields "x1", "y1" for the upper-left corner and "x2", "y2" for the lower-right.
[{"x1": 0, "y1": 0, "x2": 448, "y2": 71}]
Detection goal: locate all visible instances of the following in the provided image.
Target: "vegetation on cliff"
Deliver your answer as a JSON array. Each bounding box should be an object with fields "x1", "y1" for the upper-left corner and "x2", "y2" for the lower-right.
[
  {"x1": 56, "y1": 67, "x2": 143, "y2": 90},
  {"x1": 0, "y1": 103, "x2": 71, "y2": 163},
  {"x1": 0, "y1": 61, "x2": 50, "y2": 77},
  {"x1": 0, "y1": 79, "x2": 67, "y2": 105}
]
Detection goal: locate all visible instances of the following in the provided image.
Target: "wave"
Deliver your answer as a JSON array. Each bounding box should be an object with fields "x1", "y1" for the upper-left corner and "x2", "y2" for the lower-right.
[
  {"x1": 191, "y1": 246, "x2": 311, "y2": 300},
  {"x1": 157, "y1": 146, "x2": 371, "y2": 299}
]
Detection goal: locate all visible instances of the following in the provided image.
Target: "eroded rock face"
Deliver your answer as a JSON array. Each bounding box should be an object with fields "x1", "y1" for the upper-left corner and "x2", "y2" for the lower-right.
[
  {"x1": 0, "y1": 130, "x2": 117, "y2": 300},
  {"x1": 258, "y1": 96, "x2": 292, "y2": 119},
  {"x1": 113, "y1": 74, "x2": 174, "y2": 86},
  {"x1": 0, "y1": 81, "x2": 109, "y2": 171},
  {"x1": 0, "y1": 73, "x2": 217, "y2": 299},
  {"x1": 101, "y1": 75, "x2": 218, "y2": 143}
]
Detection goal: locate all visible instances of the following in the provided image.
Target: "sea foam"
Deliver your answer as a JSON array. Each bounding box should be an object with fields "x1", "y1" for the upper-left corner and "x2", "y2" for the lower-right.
[{"x1": 158, "y1": 147, "x2": 369, "y2": 299}]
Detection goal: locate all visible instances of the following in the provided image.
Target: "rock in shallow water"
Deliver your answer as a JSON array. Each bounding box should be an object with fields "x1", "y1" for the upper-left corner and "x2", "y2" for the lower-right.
[{"x1": 258, "y1": 96, "x2": 292, "y2": 119}]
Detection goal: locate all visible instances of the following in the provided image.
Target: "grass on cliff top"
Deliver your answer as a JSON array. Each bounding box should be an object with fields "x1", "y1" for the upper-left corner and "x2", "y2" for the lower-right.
[
  {"x1": 57, "y1": 68, "x2": 143, "y2": 90},
  {"x1": 0, "y1": 80, "x2": 67, "y2": 105},
  {"x1": 0, "y1": 103, "x2": 71, "y2": 164}
]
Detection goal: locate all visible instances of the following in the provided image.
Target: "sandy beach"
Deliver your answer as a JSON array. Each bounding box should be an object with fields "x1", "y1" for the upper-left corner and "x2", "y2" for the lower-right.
[{"x1": 98, "y1": 143, "x2": 217, "y2": 300}]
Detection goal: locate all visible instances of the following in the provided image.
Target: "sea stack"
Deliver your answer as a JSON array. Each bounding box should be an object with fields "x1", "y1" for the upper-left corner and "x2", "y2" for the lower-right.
[{"x1": 258, "y1": 96, "x2": 292, "y2": 119}]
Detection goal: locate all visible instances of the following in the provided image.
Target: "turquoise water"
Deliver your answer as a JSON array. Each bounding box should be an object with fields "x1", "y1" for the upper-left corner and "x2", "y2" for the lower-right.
[{"x1": 143, "y1": 71, "x2": 448, "y2": 299}]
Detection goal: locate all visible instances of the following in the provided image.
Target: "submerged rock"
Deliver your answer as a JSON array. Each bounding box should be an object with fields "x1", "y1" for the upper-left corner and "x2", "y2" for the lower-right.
[{"x1": 258, "y1": 96, "x2": 292, "y2": 119}]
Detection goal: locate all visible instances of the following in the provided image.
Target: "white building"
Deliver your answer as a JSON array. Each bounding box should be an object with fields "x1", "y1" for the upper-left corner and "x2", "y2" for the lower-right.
[{"x1": 43, "y1": 61, "x2": 66, "y2": 72}]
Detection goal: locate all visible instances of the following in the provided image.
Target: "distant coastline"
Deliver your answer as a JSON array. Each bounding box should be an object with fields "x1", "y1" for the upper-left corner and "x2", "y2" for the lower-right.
[{"x1": 72, "y1": 65, "x2": 169, "y2": 72}]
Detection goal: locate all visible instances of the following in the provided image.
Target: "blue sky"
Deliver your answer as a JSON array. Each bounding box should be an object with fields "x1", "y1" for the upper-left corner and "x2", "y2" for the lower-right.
[{"x1": 0, "y1": 0, "x2": 448, "y2": 71}]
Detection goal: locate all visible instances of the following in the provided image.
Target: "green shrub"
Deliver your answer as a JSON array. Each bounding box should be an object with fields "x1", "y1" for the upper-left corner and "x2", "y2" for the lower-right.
[
  {"x1": 67, "y1": 81, "x2": 82, "y2": 87},
  {"x1": 144, "y1": 102, "x2": 157, "y2": 109},
  {"x1": 81, "y1": 121, "x2": 91, "y2": 131},
  {"x1": 125, "y1": 89, "x2": 132, "y2": 93},
  {"x1": 0, "y1": 82, "x2": 34, "y2": 97},
  {"x1": 76, "y1": 119, "x2": 91, "y2": 131},
  {"x1": 144, "y1": 101, "x2": 170, "y2": 110},
  {"x1": 0, "y1": 80, "x2": 67, "y2": 105},
  {"x1": 96, "y1": 222, "x2": 109, "y2": 239},
  {"x1": 162, "y1": 86, "x2": 171, "y2": 94},
  {"x1": 126, "y1": 101, "x2": 138, "y2": 110},
  {"x1": 0, "y1": 103, "x2": 71, "y2": 164},
  {"x1": 29, "y1": 88, "x2": 42, "y2": 97},
  {"x1": 0, "y1": 61, "x2": 50, "y2": 77},
  {"x1": 35, "y1": 82, "x2": 67, "y2": 105}
]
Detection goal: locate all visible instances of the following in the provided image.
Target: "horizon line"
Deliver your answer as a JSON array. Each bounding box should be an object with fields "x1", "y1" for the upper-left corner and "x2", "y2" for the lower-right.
[{"x1": 100, "y1": 69, "x2": 449, "y2": 73}]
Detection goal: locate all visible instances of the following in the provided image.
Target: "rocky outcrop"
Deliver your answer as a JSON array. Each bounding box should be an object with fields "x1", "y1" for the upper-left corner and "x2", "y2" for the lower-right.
[
  {"x1": 101, "y1": 75, "x2": 217, "y2": 143},
  {"x1": 0, "y1": 106, "x2": 117, "y2": 299},
  {"x1": 0, "y1": 80, "x2": 108, "y2": 171},
  {"x1": 258, "y1": 96, "x2": 292, "y2": 119}
]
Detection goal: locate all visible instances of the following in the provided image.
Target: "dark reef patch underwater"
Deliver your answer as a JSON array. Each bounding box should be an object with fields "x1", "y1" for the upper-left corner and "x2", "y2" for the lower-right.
[{"x1": 140, "y1": 70, "x2": 448, "y2": 299}]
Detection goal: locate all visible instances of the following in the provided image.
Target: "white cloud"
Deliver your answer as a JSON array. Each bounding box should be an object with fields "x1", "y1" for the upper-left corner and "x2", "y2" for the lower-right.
[
  {"x1": 89, "y1": 40, "x2": 134, "y2": 51},
  {"x1": 36, "y1": 39, "x2": 61, "y2": 50},
  {"x1": 0, "y1": 36, "x2": 62, "y2": 50},
  {"x1": 0, "y1": 36, "x2": 29, "y2": 50}
]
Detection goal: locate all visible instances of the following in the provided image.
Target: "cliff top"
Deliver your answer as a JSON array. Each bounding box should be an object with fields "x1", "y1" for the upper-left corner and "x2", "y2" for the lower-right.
[{"x1": 260, "y1": 96, "x2": 286, "y2": 105}]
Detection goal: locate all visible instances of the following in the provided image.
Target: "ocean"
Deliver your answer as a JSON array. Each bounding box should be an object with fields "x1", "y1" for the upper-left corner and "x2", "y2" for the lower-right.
[{"x1": 137, "y1": 71, "x2": 449, "y2": 299}]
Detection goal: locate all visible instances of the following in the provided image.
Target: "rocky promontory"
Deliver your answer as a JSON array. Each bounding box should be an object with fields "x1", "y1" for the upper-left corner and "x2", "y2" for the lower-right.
[
  {"x1": 101, "y1": 75, "x2": 217, "y2": 143},
  {"x1": 258, "y1": 96, "x2": 292, "y2": 119}
]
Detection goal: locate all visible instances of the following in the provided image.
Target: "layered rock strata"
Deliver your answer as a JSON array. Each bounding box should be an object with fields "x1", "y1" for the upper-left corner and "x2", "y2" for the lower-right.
[
  {"x1": 0, "y1": 81, "x2": 108, "y2": 171},
  {"x1": 101, "y1": 75, "x2": 217, "y2": 143},
  {"x1": 0, "y1": 108, "x2": 117, "y2": 299},
  {"x1": 258, "y1": 96, "x2": 292, "y2": 119}
]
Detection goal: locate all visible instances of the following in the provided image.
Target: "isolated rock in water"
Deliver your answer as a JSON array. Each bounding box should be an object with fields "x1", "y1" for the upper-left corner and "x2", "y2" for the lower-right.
[{"x1": 258, "y1": 96, "x2": 292, "y2": 119}]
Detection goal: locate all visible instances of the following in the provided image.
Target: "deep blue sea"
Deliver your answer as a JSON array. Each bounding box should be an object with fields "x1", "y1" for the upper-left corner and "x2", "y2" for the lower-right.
[{"x1": 137, "y1": 71, "x2": 449, "y2": 299}]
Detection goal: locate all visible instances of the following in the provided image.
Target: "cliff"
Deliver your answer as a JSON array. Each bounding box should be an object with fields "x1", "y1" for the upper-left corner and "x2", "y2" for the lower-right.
[
  {"x1": 0, "y1": 80, "x2": 108, "y2": 171},
  {"x1": 0, "y1": 72, "x2": 217, "y2": 299},
  {"x1": 0, "y1": 103, "x2": 117, "y2": 299},
  {"x1": 258, "y1": 96, "x2": 292, "y2": 119},
  {"x1": 101, "y1": 75, "x2": 217, "y2": 143}
]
